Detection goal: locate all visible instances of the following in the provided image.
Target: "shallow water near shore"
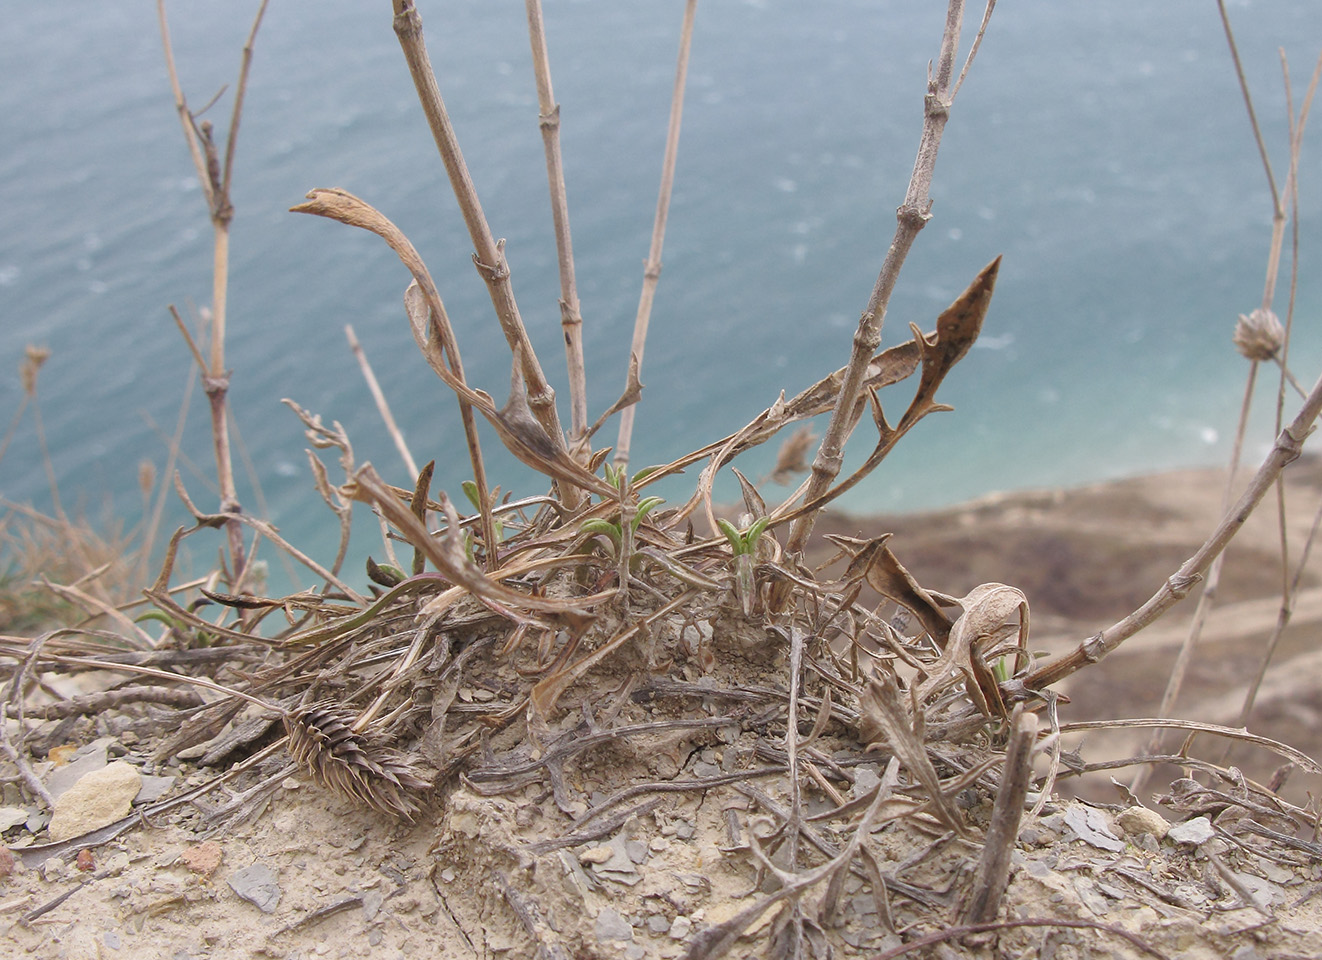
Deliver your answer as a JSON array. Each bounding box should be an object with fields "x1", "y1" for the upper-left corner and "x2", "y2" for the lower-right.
[{"x1": 3, "y1": 1, "x2": 1322, "y2": 589}]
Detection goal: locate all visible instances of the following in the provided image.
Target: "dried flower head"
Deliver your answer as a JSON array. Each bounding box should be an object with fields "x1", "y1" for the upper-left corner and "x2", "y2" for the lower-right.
[
  {"x1": 20, "y1": 345, "x2": 50, "y2": 396},
  {"x1": 1233, "y1": 308, "x2": 1284, "y2": 361},
  {"x1": 285, "y1": 703, "x2": 429, "y2": 821}
]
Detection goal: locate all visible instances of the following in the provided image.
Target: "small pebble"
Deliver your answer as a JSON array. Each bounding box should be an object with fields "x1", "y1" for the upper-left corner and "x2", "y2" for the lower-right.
[
  {"x1": 1167, "y1": 816, "x2": 1215, "y2": 846},
  {"x1": 646, "y1": 915, "x2": 671, "y2": 935},
  {"x1": 579, "y1": 845, "x2": 614, "y2": 865},
  {"x1": 227, "y1": 862, "x2": 282, "y2": 913},
  {"x1": 1115, "y1": 806, "x2": 1169, "y2": 841},
  {"x1": 47, "y1": 761, "x2": 142, "y2": 842},
  {"x1": 595, "y1": 907, "x2": 633, "y2": 942},
  {"x1": 180, "y1": 841, "x2": 223, "y2": 878},
  {"x1": 669, "y1": 916, "x2": 693, "y2": 940}
]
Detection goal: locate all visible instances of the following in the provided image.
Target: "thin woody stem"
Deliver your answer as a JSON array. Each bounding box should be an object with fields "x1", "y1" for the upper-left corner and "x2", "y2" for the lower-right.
[
  {"x1": 1013, "y1": 364, "x2": 1322, "y2": 694},
  {"x1": 157, "y1": 0, "x2": 268, "y2": 584},
  {"x1": 1131, "y1": 362, "x2": 1256, "y2": 795},
  {"x1": 613, "y1": 0, "x2": 698, "y2": 472},
  {"x1": 391, "y1": 0, "x2": 580, "y2": 506},
  {"x1": 783, "y1": 0, "x2": 971, "y2": 560},
  {"x1": 525, "y1": 0, "x2": 589, "y2": 443}
]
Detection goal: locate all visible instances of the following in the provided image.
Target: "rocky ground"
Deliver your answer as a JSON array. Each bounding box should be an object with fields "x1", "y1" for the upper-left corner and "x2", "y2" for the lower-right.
[{"x1": 3, "y1": 460, "x2": 1322, "y2": 959}]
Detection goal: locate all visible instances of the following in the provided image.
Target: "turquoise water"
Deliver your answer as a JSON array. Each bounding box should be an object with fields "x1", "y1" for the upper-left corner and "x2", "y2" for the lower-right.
[{"x1": 3, "y1": 1, "x2": 1321, "y2": 590}]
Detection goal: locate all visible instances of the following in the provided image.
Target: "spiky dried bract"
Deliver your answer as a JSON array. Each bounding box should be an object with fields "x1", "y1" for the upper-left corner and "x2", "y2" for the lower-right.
[
  {"x1": 285, "y1": 703, "x2": 429, "y2": 821},
  {"x1": 1233, "y1": 307, "x2": 1284, "y2": 360}
]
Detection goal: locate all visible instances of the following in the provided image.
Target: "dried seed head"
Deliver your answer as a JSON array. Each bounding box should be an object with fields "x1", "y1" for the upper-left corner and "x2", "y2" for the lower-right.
[
  {"x1": 1233, "y1": 308, "x2": 1283, "y2": 361},
  {"x1": 285, "y1": 703, "x2": 429, "y2": 821},
  {"x1": 20, "y1": 345, "x2": 50, "y2": 397},
  {"x1": 138, "y1": 460, "x2": 157, "y2": 497}
]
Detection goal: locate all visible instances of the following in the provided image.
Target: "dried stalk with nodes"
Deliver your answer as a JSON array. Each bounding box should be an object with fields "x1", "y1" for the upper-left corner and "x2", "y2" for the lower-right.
[
  {"x1": 156, "y1": 0, "x2": 268, "y2": 588},
  {"x1": 1130, "y1": 5, "x2": 1322, "y2": 794},
  {"x1": 6, "y1": 3, "x2": 1322, "y2": 958}
]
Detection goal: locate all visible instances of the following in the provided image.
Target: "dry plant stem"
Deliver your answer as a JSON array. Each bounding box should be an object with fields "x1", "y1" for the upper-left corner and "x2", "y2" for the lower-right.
[
  {"x1": 613, "y1": 0, "x2": 698, "y2": 472},
  {"x1": 391, "y1": 0, "x2": 578, "y2": 508},
  {"x1": 23, "y1": 686, "x2": 203, "y2": 720},
  {"x1": 1138, "y1": 30, "x2": 1322, "y2": 789},
  {"x1": 0, "y1": 705, "x2": 55, "y2": 811},
  {"x1": 1232, "y1": 466, "x2": 1322, "y2": 735},
  {"x1": 869, "y1": 918, "x2": 1171, "y2": 960},
  {"x1": 524, "y1": 0, "x2": 587, "y2": 442},
  {"x1": 289, "y1": 191, "x2": 501, "y2": 556},
  {"x1": 1015, "y1": 368, "x2": 1322, "y2": 695},
  {"x1": 784, "y1": 0, "x2": 971, "y2": 559},
  {"x1": 157, "y1": 0, "x2": 269, "y2": 583},
  {"x1": 1057, "y1": 717, "x2": 1321, "y2": 775},
  {"x1": 1132, "y1": 363, "x2": 1257, "y2": 796},
  {"x1": 961, "y1": 707, "x2": 1037, "y2": 924},
  {"x1": 1230, "y1": 60, "x2": 1322, "y2": 740},
  {"x1": 345, "y1": 324, "x2": 419, "y2": 479}
]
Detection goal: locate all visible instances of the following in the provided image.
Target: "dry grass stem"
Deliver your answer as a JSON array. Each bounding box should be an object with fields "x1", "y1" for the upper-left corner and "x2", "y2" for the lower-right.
[
  {"x1": 344, "y1": 324, "x2": 419, "y2": 479},
  {"x1": 391, "y1": 0, "x2": 574, "y2": 504},
  {"x1": 784, "y1": 0, "x2": 989, "y2": 559},
  {"x1": 613, "y1": 0, "x2": 698, "y2": 472},
  {"x1": 961, "y1": 706, "x2": 1038, "y2": 924},
  {"x1": 524, "y1": 0, "x2": 588, "y2": 442},
  {"x1": 156, "y1": 0, "x2": 270, "y2": 583}
]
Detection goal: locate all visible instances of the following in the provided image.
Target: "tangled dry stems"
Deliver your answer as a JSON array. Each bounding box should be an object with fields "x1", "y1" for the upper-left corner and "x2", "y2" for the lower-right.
[{"x1": 4, "y1": 2, "x2": 1322, "y2": 957}]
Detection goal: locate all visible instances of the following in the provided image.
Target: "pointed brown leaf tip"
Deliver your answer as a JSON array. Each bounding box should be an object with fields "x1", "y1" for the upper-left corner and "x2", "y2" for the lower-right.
[{"x1": 933, "y1": 255, "x2": 1001, "y2": 367}]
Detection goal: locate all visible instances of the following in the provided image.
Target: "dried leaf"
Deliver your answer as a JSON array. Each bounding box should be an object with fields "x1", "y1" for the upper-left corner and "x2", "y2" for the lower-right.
[
  {"x1": 730, "y1": 467, "x2": 766, "y2": 518},
  {"x1": 915, "y1": 582, "x2": 1029, "y2": 715},
  {"x1": 857, "y1": 670, "x2": 968, "y2": 837},
  {"x1": 846, "y1": 538, "x2": 954, "y2": 648},
  {"x1": 899, "y1": 256, "x2": 1000, "y2": 429}
]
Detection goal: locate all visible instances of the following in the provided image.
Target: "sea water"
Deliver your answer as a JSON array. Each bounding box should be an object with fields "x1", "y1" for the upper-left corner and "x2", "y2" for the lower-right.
[{"x1": 2, "y1": 1, "x2": 1320, "y2": 591}]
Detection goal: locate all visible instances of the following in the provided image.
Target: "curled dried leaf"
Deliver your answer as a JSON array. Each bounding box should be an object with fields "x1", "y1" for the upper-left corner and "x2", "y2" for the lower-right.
[{"x1": 846, "y1": 537, "x2": 954, "y2": 648}]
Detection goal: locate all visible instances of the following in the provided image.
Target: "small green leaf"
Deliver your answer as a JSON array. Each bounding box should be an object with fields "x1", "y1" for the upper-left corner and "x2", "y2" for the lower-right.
[
  {"x1": 580, "y1": 518, "x2": 622, "y2": 546},
  {"x1": 134, "y1": 610, "x2": 182, "y2": 629},
  {"x1": 631, "y1": 497, "x2": 666, "y2": 533},
  {"x1": 461, "y1": 480, "x2": 483, "y2": 512},
  {"x1": 717, "y1": 518, "x2": 743, "y2": 552},
  {"x1": 743, "y1": 516, "x2": 771, "y2": 550}
]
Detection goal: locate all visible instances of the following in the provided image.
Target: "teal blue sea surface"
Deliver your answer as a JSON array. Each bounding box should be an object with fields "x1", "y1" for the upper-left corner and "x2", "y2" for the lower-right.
[{"x1": 3, "y1": 1, "x2": 1321, "y2": 590}]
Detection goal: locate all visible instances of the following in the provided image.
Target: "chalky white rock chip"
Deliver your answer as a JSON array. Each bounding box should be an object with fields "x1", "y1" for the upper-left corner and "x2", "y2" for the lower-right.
[
  {"x1": 1115, "y1": 805, "x2": 1169, "y2": 840},
  {"x1": 46, "y1": 761, "x2": 142, "y2": 842},
  {"x1": 1166, "y1": 815, "x2": 1215, "y2": 846}
]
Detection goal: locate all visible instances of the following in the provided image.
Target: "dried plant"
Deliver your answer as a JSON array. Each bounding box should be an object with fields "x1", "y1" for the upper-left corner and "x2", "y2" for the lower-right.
[{"x1": 5, "y1": 4, "x2": 1322, "y2": 958}]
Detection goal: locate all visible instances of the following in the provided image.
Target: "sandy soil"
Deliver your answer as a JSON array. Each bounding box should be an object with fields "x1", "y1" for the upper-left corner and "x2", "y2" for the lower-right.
[{"x1": 4, "y1": 459, "x2": 1322, "y2": 959}]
